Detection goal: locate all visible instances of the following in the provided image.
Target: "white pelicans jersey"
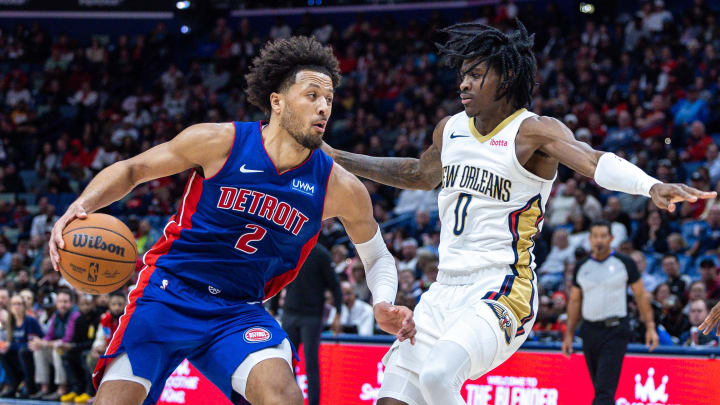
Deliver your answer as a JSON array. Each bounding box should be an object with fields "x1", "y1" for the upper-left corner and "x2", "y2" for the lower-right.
[{"x1": 438, "y1": 108, "x2": 555, "y2": 280}]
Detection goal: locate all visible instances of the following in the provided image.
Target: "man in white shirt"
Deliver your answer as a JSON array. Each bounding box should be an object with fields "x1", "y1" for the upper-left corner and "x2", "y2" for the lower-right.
[
  {"x1": 630, "y1": 250, "x2": 662, "y2": 293},
  {"x1": 538, "y1": 229, "x2": 574, "y2": 290},
  {"x1": 327, "y1": 282, "x2": 374, "y2": 336},
  {"x1": 30, "y1": 204, "x2": 58, "y2": 240}
]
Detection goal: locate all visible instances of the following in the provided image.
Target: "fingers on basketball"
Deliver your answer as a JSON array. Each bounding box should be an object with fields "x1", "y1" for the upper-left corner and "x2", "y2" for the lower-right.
[{"x1": 57, "y1": 213, "x2": 137, "y2": 295}]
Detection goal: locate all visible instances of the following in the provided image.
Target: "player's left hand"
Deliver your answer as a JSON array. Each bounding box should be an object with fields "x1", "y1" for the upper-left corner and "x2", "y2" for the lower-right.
[
  {"x1": 649, "y1": 183, "x2": 716, "y2": 213},
  {"x1": 645, "y1": 327, "x2": 659, "y2": 351},
  {"x1": 374, "y1": 302, "x2": 416, "y2": 345},
  {"x1": 700, "y1": 300, "x2": 720, "y2": 336}
]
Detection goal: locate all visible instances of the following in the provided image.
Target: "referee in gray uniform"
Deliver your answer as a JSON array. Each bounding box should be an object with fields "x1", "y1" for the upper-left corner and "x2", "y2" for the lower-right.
[{"x1": 562, "y1": 220, "x2": 659, "y2": 405}]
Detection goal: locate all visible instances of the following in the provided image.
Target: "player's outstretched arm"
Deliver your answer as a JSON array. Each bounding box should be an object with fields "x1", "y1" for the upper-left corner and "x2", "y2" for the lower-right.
[
  {"x1": 322, "y1": 116, "x2": 449, "y2": 190},
  {"x1": 520, "y1": 116, "x2": 716, "y2": 212},
  {"x1": 324, "y1": 163, "x2": 416, "y2": 343},
  {"x1": 49, "y1": 123, "x2": 235, "y2": 270}
]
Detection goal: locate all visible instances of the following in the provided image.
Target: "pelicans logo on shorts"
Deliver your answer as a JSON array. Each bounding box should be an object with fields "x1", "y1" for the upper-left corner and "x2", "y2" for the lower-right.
[
  {"x1": 485, "y1": 301, "x2": 513, "y2": 345},
  {"x1": 243, "y1": 327, "x2": 272, "y2": 343}
]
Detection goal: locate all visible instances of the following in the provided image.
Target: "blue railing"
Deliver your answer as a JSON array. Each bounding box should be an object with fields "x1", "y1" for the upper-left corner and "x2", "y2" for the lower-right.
[{"x1": 320, "y1": 333, "x2": 720, "y2": 357}]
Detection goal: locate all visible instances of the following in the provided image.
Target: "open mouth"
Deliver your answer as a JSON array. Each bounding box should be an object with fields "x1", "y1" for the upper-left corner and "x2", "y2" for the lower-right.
[
  {"x1": 313, "y1": 121, "x2": 327, "y2": 132},
  {"x1": 460, "y1": 96, "x2": 472, "y2": 105}
]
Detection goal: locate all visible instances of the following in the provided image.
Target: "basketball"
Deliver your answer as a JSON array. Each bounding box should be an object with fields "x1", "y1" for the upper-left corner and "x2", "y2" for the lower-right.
[{"x1": 58, "y1": 213, "x2": 137, "y2": 295}]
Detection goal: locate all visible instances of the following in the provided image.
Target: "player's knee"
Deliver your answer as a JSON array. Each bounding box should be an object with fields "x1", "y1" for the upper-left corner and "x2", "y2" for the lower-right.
[
  {"x1": 260, "y1": 383, "x2": 303, "y2": 405},
  {"x1": 418, "y1": 362, "x2": 447, "y2": 392}
]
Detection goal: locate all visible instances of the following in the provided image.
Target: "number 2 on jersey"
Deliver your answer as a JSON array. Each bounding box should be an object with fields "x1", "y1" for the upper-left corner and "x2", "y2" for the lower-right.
[
  {"x1": 235, "y1": 224, "x2": 267, "y2": 254},
  {"x1": 453, "y1": 193, "x2": 472, "y2": 235}
]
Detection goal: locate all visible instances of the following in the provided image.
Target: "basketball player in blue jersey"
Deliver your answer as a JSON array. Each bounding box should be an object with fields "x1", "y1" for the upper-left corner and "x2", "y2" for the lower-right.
[
  {"x1": 323, "y1": 21, "x2": 715, "y2": 405},
  {"x1": 48, "y1": 36, "x2": 415, "y2": 405}
]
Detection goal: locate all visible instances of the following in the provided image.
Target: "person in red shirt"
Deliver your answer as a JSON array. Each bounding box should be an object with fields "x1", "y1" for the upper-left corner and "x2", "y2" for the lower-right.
[
  {"x1": 684, "y1": 121, "x2": 713, "y2": 162},
  {"x1": 90, "y1": 293, "x2": 126, "y2": 363},
  {"x1": 699, "y1": 260, "x2": 720, "y2": 300},
  {"x1": 60, "y1": 139, "x2": 90, "y2": 170}
]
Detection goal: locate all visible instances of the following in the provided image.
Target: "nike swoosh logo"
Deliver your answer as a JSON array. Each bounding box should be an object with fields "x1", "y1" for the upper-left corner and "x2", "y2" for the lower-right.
[
  {"x1": 240, "y1": 164, "x2": 263, "y2": 173},
  {"x1": 449, "y1": 133, "x2": 469, "y2": 139}
]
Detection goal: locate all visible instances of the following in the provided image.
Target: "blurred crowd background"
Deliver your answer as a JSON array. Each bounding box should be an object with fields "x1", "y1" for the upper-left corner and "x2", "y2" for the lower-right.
[{"x1": 0, "y1": 0, "x2": 718, "y2": 401}]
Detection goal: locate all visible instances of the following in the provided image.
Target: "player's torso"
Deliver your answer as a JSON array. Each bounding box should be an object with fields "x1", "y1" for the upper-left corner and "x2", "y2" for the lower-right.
[
  {"x1": 438, "y1": 109, "x2": 554, "y2": 279},
  {"x1": 143, "y1": 121, "x2": 333, "y2": 302}
]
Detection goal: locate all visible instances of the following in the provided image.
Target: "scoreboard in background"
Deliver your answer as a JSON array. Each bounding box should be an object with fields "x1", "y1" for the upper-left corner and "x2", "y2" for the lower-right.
[{"x1": 157, "y1": 342, "x2": 720, "y2": 405}]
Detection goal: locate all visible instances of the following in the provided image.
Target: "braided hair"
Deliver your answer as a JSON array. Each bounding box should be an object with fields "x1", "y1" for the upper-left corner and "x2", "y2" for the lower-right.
[{"x1": 436, "y1": 19, "x2": 536, "y2": 110}]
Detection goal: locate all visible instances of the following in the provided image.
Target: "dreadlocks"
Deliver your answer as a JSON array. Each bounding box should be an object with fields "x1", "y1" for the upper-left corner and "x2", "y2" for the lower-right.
[{"x1": 436, "y1": 19, "x2": 536, "y2": 110}]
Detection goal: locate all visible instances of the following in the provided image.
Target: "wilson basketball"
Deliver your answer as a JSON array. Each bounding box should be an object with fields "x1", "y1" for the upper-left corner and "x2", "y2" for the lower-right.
[{"x1": 58, "y1": 213, "x2": 137, "y2": 295}]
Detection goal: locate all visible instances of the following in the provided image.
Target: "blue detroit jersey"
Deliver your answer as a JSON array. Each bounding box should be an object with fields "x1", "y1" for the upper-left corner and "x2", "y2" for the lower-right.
[{"x1": 142, "y1": 121, "x2": 334, "y2": 301}]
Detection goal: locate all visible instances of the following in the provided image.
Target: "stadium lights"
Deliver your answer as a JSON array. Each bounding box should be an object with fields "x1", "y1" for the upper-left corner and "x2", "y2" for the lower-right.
[
  {"x1": 176, "y1": 1, "x2": 190, "y2": 10},
  {"x1": 180, "y1": 25, "x2": 191, "y2": 34},
  {"x1": 579, "y1": 3, "x2": 595, "y2": 14}
]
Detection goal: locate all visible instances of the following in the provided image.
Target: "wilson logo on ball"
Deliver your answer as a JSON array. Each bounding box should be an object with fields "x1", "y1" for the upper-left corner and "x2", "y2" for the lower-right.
[
  {"x1": 73, "y1": 234, "x2": 126, "y2": 257},
  {"x1": 243, "y1": 327, "x2": 271, "y2": 343}
]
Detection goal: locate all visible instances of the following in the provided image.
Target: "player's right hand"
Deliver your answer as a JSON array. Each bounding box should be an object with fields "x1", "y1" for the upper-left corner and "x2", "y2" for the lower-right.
[
  {"x1": 374, "y1": 302, "x2": 416, "y2": 345},
  {"x1": 700, "y1": 300, "x2": 720, "y2": 336},
  {"x1": 561, "y1": 334, "x2": 573, "y2": 358},
  {"x1": 49, "y1": 203, "x2": 88, "y2": 272}
]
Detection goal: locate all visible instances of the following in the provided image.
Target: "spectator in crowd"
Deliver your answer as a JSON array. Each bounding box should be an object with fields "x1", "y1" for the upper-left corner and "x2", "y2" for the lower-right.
[
  {"x1": 546, "y1": 178, "x2": 577, "y2": 227},
  {"x1": 89, "y1": 293, "x2": 125, "y2": 368},
  {"x1": 29, "y1": 288, "x2": 78, "y2": 400},
  {"x1": 661, "y1": 255, "x2": 691, "y2": 298},
  {"x1": 631, "y1": 250, "x2": 663, "y2": 293},
  {"x1": 684, "y1": 281, "x2": 708, "y2": 315},
  {"x1": 680, "y1": 299, "x2": 718, "y2": 346},
  {"x1": 60, "y1": 294, "x2": 98, "y2": 403},
  {"x1": 538, "y1": 229, "x2": 573, "y2": 291},
  {"x1": 573, "y1": 184, "x2": 603, "y2": 221},
  {"x1": 330, "y1": 244, "x2": 349, "y2": 275},
  {"x1": 672, "y1": 86, "x2": 709, "y2": 126},
  {"x1": 327, "y1": 282, "x2": 374, "y2": 336},
  {"x1": 0, "y1": 294, "x2": 42, "y2": 398},
  {"x1": 350, "y1": 261, "x2": 371, "y2": 303},
  {"x1": 699, "y1": 259, "x2": 720, "y2": 300},
  {"x1": 660, "y1": 294, "x2": 690, "y2": 341},
  {"x1": 398, "y1": 238, "x2": 419, "y2": 276}
]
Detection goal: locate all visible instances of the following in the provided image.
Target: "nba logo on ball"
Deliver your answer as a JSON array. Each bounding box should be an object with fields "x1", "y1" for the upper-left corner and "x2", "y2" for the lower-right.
[{"x1": 244, "y1": 327, "x2": 271, "y2": 343}]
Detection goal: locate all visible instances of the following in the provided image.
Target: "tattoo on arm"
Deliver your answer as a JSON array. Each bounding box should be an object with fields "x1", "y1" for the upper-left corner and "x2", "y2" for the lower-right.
[{"x1": 333, "y1": 144, "x2": 442, "y2": 190}]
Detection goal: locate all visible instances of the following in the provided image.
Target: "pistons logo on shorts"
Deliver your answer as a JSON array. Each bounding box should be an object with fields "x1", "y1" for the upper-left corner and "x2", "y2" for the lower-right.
[
  {"x1": 244, "y1": 327, "x2": 272, "y2": 343},
  {"x1": 484, "y1": 302, "x2": 513, "y2": 345}
]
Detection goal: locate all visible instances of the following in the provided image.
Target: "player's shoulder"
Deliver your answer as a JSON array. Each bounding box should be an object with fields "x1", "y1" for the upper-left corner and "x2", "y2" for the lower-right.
[
  {"x1": 172, "y1": 122, "x2": 236, "y2": 156},
  {"x1": 324, "y1": 162, "x2": 372, "y2": 218},
  {"x1": 180, "y1": 122, "x2": 235, "y2": 143},
  {"x1": 519, "y1": 115, "x2": 565, "y2": 136}
]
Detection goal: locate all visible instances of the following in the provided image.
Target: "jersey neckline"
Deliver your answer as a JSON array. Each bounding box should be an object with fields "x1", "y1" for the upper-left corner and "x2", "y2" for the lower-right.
[
  {"x1": 468, "y1": 108, "x2": 527, "y2": 143},
  {"x1": 258, "y1": 121, "x2": 315, "y2": 176}
]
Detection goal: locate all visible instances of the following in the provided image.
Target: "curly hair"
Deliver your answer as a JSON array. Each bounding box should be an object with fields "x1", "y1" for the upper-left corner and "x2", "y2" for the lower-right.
[
  {"x1": 436, "y1": 19, "x2": 536, "y2": 110},
  {"x1": 245, "y1": 36, "x2": 341, "y2": 114}
]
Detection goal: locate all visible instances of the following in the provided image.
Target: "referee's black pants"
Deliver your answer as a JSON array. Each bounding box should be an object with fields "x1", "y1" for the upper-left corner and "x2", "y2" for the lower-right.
[
  {"x1": 281, "y1": 312, "x2": 324, "y2": 405},
  {"x1": 580, "y1": 319, "x2": 631, "y2": 405}
]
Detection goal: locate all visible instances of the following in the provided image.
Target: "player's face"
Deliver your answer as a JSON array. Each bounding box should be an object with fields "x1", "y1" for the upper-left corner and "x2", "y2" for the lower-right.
[
  {"x1": 459, "y1": 59, "x2": 502, "y2": 117},
  {"x1": 588, "y1": 225, "x2": 613, "y2": 255},
  {"x1": 280, "y1": 70, "x2": 333, "y2": 150}
]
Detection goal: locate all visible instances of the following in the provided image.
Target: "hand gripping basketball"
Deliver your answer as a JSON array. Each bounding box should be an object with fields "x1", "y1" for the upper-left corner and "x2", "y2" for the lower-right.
[
  {"x1": 51, "y1": 207, "x2": 138, "y2": 294},
  {"x1": 50, "y1": 203, "x2": 88, "y2": 272}
]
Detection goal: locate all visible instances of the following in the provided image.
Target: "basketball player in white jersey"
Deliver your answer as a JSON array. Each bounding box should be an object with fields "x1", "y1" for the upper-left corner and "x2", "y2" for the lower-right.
[{"x1": 322, "y1": 20, "x2": 715, "y2": 405}]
